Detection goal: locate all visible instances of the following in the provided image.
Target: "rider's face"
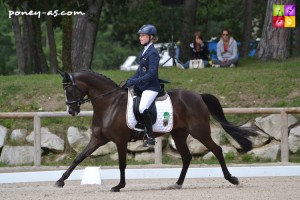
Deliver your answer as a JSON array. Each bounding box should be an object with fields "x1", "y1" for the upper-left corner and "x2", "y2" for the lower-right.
[{"x1": 139, "y1": 34, "x2": 150, "y2": 45}]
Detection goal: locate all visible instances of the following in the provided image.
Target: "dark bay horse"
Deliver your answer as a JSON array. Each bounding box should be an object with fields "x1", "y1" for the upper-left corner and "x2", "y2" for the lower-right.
[{"x1": 56, "y1": 70, "x2": 256, "y2": 192}]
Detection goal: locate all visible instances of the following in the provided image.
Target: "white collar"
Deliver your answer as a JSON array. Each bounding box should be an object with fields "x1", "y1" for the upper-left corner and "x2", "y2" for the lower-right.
[{"x1": 142, "y1": 42, "x2": 153, "y2": 55}]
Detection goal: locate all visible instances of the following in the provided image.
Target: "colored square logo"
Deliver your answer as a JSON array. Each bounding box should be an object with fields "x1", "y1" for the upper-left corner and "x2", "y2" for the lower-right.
[
  {"x1": 273, "y1": 5, "x2": 284, "y2": 16},
  {"x1": 284, "y1": 16, "x2": 295, "y2": 27},
  {"x1": 284, "y1": 4, "x2": 296, "y2": 16},
  {"x1": 273, "y1": 16, "x2": 284, "y2": 28}
]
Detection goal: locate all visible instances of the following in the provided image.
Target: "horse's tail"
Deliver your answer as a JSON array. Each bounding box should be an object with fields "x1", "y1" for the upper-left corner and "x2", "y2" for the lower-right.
[{"x1": 201, "y1": 93, "x2": 257, "y2": 152}]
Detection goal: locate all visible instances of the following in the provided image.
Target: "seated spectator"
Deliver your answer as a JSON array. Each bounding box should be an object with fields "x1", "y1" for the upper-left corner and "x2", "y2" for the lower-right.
[
  {"x1": 182, "y1": 31, "x2": 210, "y2": 69},
  {"x1": 212, "y1": 28, "x2": 238, "y2": 68}
]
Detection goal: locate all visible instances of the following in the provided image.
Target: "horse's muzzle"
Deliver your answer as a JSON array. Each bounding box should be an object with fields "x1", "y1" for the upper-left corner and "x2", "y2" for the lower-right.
[{"x1": 66, "y1": 102, "x2": 81, "y2": 116}]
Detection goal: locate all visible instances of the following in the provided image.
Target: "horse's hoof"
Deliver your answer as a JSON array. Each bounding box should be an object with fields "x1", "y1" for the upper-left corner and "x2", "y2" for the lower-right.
[
  {"x1": 54, "y1": 180, "x2": 65, "y2": 188},
  {"x1": 228, "y1": 176, "x2": 239, "y2": 185},
  {"x1": 110, "y1": 187, "x2": 120, "y2": 192},
  {"x1": 162, "y1": 183, "x2": 182, "y2": 190},
  {"x1": 110, "y1": 183, "x2": 125, "y2": 192}
]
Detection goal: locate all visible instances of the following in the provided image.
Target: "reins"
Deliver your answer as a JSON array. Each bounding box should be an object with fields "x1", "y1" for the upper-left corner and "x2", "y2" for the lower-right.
[
  {"x1": 80, "y1": 88, "x2": 121, "y2": 105},
  {"x1": 64, "y1": 82, "x2": 121, "y2": 106},
  {"x1": 63, "y1": 72, "x2": 122, "y2": 107}
]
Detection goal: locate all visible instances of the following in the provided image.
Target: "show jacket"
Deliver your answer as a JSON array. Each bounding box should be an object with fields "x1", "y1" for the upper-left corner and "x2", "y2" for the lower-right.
[{"x1": 131, "y1": 43, "x2": 160, "y2": 92}]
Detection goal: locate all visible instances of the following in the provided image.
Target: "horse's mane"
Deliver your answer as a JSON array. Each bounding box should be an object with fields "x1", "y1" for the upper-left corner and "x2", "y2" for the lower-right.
[{"x1": 76, "y1": 69, "x2": 119, "y2": 87}]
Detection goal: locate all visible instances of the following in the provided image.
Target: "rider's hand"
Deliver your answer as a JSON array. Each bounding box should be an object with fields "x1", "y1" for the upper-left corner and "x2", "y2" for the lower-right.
[{"x1": 125, "y1": 78, "x2": 139, "y2": 87}]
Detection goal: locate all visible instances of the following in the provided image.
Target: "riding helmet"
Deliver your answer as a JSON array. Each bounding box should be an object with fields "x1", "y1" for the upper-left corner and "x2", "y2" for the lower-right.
[{"x1": 137, "y1": 24, "x2": 158, "y2": 38}]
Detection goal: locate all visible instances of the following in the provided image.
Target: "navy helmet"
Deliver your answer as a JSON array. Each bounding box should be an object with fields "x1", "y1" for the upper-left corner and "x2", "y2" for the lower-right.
[{"x1": 137, "y1": 24, "x2": 157, "y2": 38}]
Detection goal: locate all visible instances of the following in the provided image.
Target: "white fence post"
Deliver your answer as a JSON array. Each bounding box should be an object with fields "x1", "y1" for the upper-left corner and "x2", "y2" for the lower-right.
[
  {"x1": 34, "y1": 114, "x2": 41, "y2": 167},
  {"x1": 155, "y1": 137, "x2": 162, "y2": 164},
  {"x1": 280, "y1": 110, "x2": 289, "y2": 162}
]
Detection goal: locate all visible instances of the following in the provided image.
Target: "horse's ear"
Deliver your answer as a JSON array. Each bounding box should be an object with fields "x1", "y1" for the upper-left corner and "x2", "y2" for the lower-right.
[{"x1": 57, "y1": 69, "x2": 66, "y2": 78}]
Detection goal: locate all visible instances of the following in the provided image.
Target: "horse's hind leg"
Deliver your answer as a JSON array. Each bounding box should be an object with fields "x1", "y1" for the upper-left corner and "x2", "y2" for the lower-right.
[
  {"x1": 55, "y1": 135, "x2": 108, "y2": 188},
  {"x1": 169, "y1": 129, "x2": 192, "y2": 189},
  {"x1": 192, "y1": 129, "x2": 239, "y2": 185}
]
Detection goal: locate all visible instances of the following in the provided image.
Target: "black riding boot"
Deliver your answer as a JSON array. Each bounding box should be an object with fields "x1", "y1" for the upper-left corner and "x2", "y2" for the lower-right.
[{"x1": 142, "y1": 109, "x2": 155, "y2": 147}]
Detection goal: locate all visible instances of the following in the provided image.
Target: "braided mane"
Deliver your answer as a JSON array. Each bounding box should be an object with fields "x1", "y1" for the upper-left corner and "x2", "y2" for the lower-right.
[{"x1": 76, "y1": 69, "x2": 119, "y2": 87}]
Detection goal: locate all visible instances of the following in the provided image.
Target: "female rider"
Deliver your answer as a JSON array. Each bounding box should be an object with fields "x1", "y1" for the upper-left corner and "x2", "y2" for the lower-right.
[{"x1": 125, "y1": 24, "x2": 160, "y2": 147}]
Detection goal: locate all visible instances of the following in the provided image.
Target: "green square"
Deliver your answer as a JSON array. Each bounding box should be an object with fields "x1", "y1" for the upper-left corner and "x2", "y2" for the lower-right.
[{"x1": 273, "y1": 5, "x2": 284, "y2": 16}]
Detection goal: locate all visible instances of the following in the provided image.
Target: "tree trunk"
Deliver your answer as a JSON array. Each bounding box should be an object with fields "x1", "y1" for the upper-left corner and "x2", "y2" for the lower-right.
[
  {"x1": 21, "y1": 1, "x2": 35, "y2": 73},
  {"x1": 45, "y1": 1, "x2": 58, "y2": 73},
  {"x1": 241, "y1": 0, "x2": 253, "y2": 58},
  {"x1": 20, "y1": 0, "x2": 48, "y2": 73},
  {"x1": 179, "y1": 0, "x2": 198, "y2": 62},
  {"x1": 295, "y1": 0, "x2": 300, "y2": 56},
  {"x1": 72, "y1": 0, "x2": 104, "y2": 71},
  {"x1": 256, "y1": 0, "x2": 294, "y2": 60},
  {"x1": 11, "y1": 14, "x2": 25, "y2": 75},
  {"x1": 32, "y1": 17, "x2": 49, "y2": 73},
  {"x1": 62, "y1": 0, "x2": 73, "y2": 72},
  {"x1": 295, "y1": 28, "x2": 300, "y2": 56}
]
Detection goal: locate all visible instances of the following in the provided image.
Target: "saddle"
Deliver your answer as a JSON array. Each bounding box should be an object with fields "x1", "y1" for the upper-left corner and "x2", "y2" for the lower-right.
[
  {"x1": 129, "y1": 83, "x2": 169, "y2": 142},
  {"x1": 132, "y1": 84, "x2": 168, "y2": 125}
]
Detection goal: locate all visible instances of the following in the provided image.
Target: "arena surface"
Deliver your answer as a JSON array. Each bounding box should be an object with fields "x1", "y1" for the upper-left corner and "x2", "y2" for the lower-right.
[{"x1": 1, "y1": 176, "x2": 299, "y2": 200}]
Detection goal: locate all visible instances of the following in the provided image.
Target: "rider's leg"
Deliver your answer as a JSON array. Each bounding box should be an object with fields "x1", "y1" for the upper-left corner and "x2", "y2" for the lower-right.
[{"x1": 139, "y1": 90, "x2": 158, "y2": 146}]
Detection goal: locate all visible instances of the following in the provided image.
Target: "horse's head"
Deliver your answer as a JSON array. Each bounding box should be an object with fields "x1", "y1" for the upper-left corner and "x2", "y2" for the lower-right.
[{"x1": 58, "y1": 70, "x2": 88, "y2": 116}]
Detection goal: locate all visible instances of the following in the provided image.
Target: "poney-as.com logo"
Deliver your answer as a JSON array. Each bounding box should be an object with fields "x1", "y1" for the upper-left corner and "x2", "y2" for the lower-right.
[{"x1": 273, "y1": 4, "x2": 296, "y2": 28}]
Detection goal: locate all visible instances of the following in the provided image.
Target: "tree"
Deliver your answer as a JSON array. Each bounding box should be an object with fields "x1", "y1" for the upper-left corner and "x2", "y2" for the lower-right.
[
  {"x1": 45, "y1": 0, "x2": 58, "y2": 73},
  {"x1": 61, "y1": 0, "x2": 73, "y2": 72},
  {"x1": 11, "y1": 12, "x2": 25, "y2": 74},
  {"x1": 256, "y1": 0, "x2": 295, "y2": 60},
  {"x1": 7, "y1": 0, "x2": 49, "y2": 74},
  {"x1": 179, "y1": 0, "x2": 198, "y2": 62},
  {"x1": 294, "y1": 0, "x2": 300, "y2": 56},
  {"x1": 71, "y1": 0, "x2": 104, "y2": 71},
  {"x1": 240, "y1": 0, "x2": 254, "y2": 58}
]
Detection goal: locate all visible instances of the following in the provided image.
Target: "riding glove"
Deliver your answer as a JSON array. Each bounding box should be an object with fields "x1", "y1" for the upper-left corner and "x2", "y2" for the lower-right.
[{"x1": 126, "y1": 78, "x2": 140, "y2": 87}]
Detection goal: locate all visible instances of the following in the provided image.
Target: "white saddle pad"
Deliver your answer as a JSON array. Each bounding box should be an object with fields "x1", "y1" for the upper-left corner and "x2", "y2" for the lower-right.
[{"x1": 126, "y1": 88, "x2": 173, "y2": 133}]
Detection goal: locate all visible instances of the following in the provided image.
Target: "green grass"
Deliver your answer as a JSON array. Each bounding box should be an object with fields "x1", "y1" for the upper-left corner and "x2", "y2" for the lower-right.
[
  {"x1": 0, "y1": 57, "x2": 299, "y2": 112},
  {"x1": 0, "y1": 57, "x2": 300, "y2": 166}
]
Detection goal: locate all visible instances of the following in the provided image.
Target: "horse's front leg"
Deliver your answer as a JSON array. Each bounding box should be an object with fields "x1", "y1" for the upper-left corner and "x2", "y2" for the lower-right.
[
  {"x1": 110, "y1": 143, "x2": 127, "y2": 192},
  {"x1": 55, "y1": 135, "x2": 107, "y2": 188}
]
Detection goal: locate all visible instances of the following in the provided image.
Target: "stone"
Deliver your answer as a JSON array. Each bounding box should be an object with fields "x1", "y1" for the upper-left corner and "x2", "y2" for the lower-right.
[
  {"x1": 169, "y1": 126, "x2": 224, "y2": 153},
  {"x1": 67, "y1": 127, "x2": 117, "y2": 156},
  {"x1": 127, "y1": 141, "x2": 151, "y2": 152},
  {"x1": 26, "y1": 127, "x2": 64, "y2": 152},
  {"x1": 187, "y1": 135, "x2": 208, "y2": 155},
  {"x1": 91, "y1": 141, "x2": 117, "y2": 156},
  {"x1": 10, "y1": 129, "x2": 27, "y2": 142},
  {"x1": 249, "y1": 130, "x2": 270, "y2": 148},
  {"x1": 202, "y1": 145, "x2": 237, "y2": 160},
  {"x1": 67, "y1": 127, "x2": 90, "y2": 152},
  {"x1": 254, "y1": 114, "x2": 297, "y2": 140},
  {"x1": 134, "y1": 152, "x2": 155, "y2": 162},
  {"x1": 0, "y1": 125, "x2": 8, "y2": 148},
  {"x1": 288, "y1": 126, "x2": 300, "y2": 153},
  {"x1": 248, "y1": 140, "x2": 280, "y2": 161},
  {"x1": 0, "y1": 146, "x2": 35, "y2": 165}
]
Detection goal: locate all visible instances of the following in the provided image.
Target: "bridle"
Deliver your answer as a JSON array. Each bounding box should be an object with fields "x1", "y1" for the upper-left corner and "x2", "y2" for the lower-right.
[{"x1": 63, "y1": 73, "x2": 120, "y2": 111}]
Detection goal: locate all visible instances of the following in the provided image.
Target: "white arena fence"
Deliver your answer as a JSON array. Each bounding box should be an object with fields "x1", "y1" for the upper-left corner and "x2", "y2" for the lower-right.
[{"x1": 0, "y1": 107, "x2": 300, "y2": 167}]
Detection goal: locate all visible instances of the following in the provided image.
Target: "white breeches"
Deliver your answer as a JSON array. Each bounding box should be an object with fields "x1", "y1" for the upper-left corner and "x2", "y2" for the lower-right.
[{"x1": 139, "y1": 90, "x2": 158, "y2": 114}]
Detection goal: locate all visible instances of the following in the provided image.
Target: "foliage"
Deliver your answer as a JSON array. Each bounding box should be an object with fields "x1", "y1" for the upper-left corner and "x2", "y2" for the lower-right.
[
  {"x1": 0, "y1": 0, "x2": 272, "y2": 74},
  {"x1": 0, "y1": 6, "x2": 17, "y2": 75}
]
